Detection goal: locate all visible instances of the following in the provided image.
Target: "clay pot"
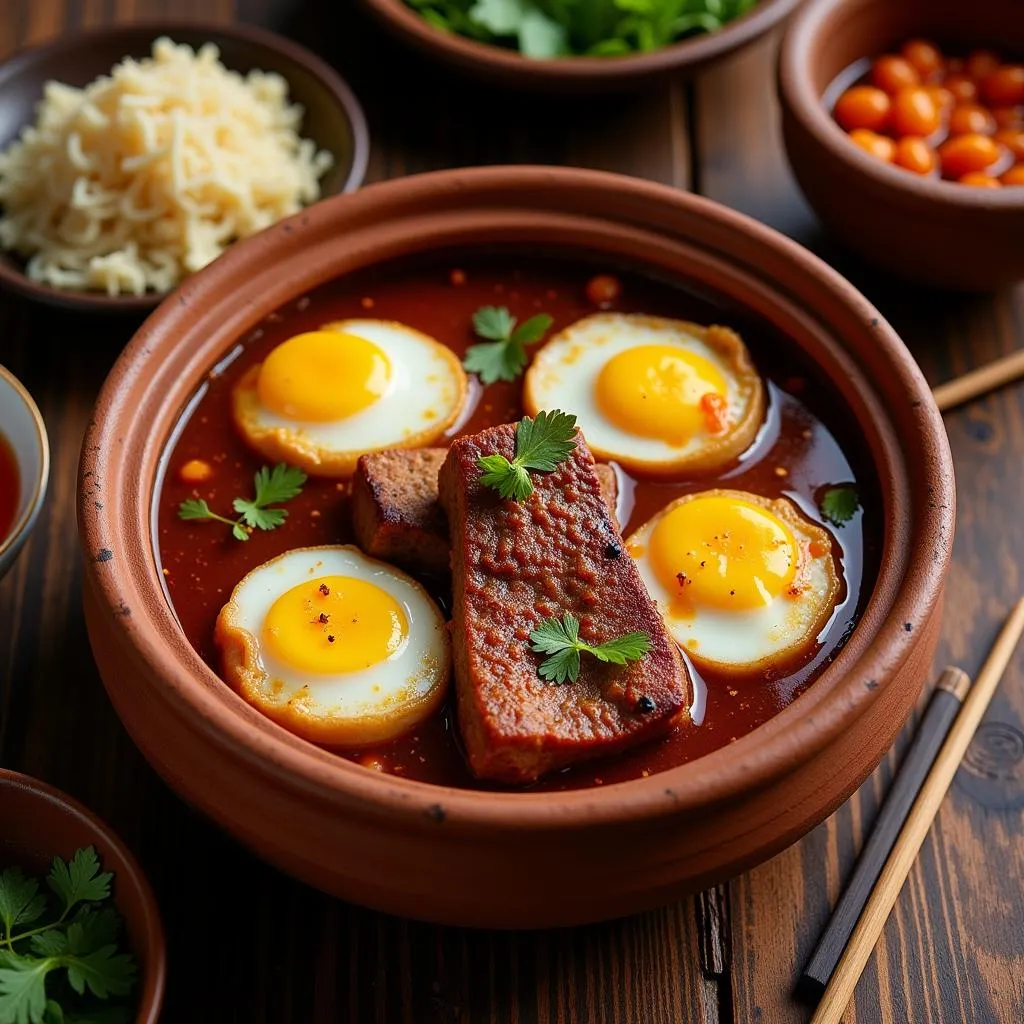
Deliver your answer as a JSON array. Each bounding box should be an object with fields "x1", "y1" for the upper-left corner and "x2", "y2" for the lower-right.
[
  {"x1": 79, "y1": 166, "x2": 954, "y2": 928},
  {"x1": 0, "y1": 21, "x2": 369, "y2": 313},
  {"x1": 779, "y1": 0, "x2": 1024, "y2": 291},
  {"x1": 359, "y1": 0, "x2": 803, "y2": 93},
  {"x1": 0, "y1": 770, "x2": 165, "y2": 1020}
]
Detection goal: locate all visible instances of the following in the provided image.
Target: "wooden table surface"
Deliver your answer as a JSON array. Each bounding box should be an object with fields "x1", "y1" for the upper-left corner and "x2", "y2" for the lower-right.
[{"x1": 2, "y1": 1, "x2": 1023, "y2": 1021}]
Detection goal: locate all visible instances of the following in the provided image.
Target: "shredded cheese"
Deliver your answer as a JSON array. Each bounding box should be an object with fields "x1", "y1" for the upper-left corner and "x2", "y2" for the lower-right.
[{"x1": 0, "y1": 37, "x2": 333, "y2": 296}]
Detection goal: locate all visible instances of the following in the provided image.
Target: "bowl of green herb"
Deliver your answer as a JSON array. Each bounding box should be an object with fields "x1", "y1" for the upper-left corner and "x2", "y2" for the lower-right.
[
  {"x1": 360, "y1": 0, "x2": 804, "y2": 90},
  {"x1": 0, "y1": 770, "x2": 165, "y2": 1024}
]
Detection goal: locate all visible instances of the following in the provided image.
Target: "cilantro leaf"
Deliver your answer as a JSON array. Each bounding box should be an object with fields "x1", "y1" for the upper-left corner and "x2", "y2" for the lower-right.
[
  {"x1": 819, "y1": 485, "x2": 860, "y2": 527},
  {"x1": 179, "y1": 463, "x2": 306, "y2": 541},
  {"x1": 463, "y1": 306, "x2": 553, "y2": 384},
  {"x1": 0, "y1": 955, "x2": 52, "y2": 1024},
  {"x1": 0, "y1": 870, "x2": 46, "y2": 941},
  {"x1": 63, "y1": 947, "x2": 135, "y2": 1001},
  {"x1": 476, "y1": 410, "x2": 577, "y2": 501},
  {"x1": 27, "y1": 934, "x2": 65, "y2": 959},
  {"x1": 46, "y1": 850, "x2": 110, "y2": 919},
  {"x1": 528, "y1": 613, "x2": 652, "y2": 684}
]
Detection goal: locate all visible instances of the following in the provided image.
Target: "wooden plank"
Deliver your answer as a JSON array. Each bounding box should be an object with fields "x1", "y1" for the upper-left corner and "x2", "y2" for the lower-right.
[{"x1": 696, "y1": 28, "x2": 1024, "y2": 1024}]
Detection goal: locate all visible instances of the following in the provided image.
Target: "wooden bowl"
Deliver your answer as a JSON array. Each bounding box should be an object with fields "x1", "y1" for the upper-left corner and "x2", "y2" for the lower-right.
[
  {"x1": 78, "y1": 166, "x2": 955, "y2": 928},
  {"x1": 778, "y1": 0, "x2": 1024, "y2": 291},
  {"x1": 359, "y1": 0, "x2": 803, "y2": 92},
  {"x1": 0, "y1": 21, "x2": 370, "y2": 314},
  {"x1": 0, "y1": 364, "x2": 49, "y2": 580},
  {"x1": 0, "y1": 770, "x2": 166, "y2": 1021}
]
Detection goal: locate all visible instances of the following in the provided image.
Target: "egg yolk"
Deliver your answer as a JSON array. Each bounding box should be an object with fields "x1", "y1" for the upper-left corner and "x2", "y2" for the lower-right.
[
  {"x1": 256, "y1": 330, "x2": 391, "y2": 422},
  {"x1": 261, "y1": 575, "x2": 408, "y2": 675},
  {"x1": 649, "y1": 496, "x2": 798, "y2": 612},
  {"x1": 595, "y1": 344, "x2": 728, "y2": 446}
]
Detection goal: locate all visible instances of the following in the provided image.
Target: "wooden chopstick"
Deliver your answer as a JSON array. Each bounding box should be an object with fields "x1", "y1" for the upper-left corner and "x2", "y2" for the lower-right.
[
  {"x1": 808, "y1": 596, "x2": 1024, "y2": 1024},
  {"x1": 799, "y1": 666, "x2": 970, "y2": 999},
  {"x1": 932, "y1": 349, "x2": 1024, "y2": 413}
]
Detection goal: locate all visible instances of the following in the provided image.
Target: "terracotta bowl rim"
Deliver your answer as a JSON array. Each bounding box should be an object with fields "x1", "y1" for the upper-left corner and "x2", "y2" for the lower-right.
[
  {"x1": 0, "y1": 18, "x2": 371, "y2": 314},
  {"x1": 0, "y1": 769, "x2": 166, "y2": 1021},
  {"x1": 80, "y1": 165, "x2": 954, "y2": 830},
  {"x1": 362, "y1": 0, "x2": 803, "y2": 82},
  {"x1": 0, "y1": 363, "x2": 50, "y2": 565},
  {"x1": 779, "y1": 0, "x2": 1024, "y2": 209}
]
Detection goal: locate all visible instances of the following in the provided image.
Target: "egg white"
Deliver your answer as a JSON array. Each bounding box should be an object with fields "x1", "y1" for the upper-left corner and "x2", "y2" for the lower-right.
[
  {"x1": 233, "y1": 319, "x2": 468, "y2": 477},
  {"x1": 627, "y1": 490, "x2": 841, "y2": 674},
  {"x1": 215, "y1": 545, "x2": 450, "y2": 746},
  {"x1": 523, "y1": 314, "x2": 764, "y2": 476}
]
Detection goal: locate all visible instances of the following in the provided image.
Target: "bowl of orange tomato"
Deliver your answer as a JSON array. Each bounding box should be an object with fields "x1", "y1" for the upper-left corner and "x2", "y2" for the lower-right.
[{"x1": 778, "y1": 0, "x2": 1023, "y2": 290}]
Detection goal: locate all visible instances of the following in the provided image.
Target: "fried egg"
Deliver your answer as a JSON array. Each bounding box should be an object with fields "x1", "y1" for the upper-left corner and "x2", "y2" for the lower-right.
[
  {"x1": 523, "y1": 314, "x2": 764, "y2": 476},
  {"x1": 232, "y1": 320, "x2": 468, "y2": 477},
  {"x1": 215, "y1": 545, "x2": 450, "y2": 746},
  {"x1": 626, "y1": 490, "x2": 841, "y2": 674}
]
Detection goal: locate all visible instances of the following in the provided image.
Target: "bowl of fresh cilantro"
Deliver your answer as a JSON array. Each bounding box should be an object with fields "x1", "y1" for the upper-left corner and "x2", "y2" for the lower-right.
[
  {"x1": 0, "y1": 770, "x2": 165, "y2": 1024},
  {"x1": 360, "y1": 0, "x2": 803, "y2": 89}
]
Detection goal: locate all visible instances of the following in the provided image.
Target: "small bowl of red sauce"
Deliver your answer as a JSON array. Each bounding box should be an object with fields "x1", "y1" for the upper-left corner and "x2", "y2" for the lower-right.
[
  {"x1": 0, "y1": 365, "x2": 49, "y2": 580},
  {"x1": 779, "y1": 0, "x2": 1024, "y2": 290}
]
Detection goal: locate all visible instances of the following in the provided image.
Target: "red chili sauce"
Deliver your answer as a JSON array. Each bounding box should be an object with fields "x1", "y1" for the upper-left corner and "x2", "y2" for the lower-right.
[
  {"x1": 0, "y1": 433, "x2": 19, "y2": 545},
  {"x1": 155, "y1": 251, "x2": 880, "y2": 792}
]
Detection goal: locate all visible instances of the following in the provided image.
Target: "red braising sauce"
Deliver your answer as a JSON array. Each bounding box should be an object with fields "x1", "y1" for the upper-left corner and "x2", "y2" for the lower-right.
[
  {"x1": 0, "y1": 433, "x2": 19, "y2": 545},
  {"x1": 155, "y1": 251, "x2": 880, "y2": 792}
]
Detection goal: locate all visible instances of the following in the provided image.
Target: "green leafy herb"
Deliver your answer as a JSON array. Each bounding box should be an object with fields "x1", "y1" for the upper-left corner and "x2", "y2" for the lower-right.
[
  {"x1": 463, "y1": 306, "x2": 553, "y2": 384},
  {"x1": 404, "y1": 0, "x2": 759, "y2": 59},
  {"x1": 529, "y1": 613, "x2": 653, "y2": 684},
  {"x1": 477, "y1": 410, "x2": 577, "y2": 501},
  {"x1": 819, "y1": 485, "x2": 861, "y2": 527},
  {"x1": 178, "y1": 462, "x2": 307, "y2": 541},
  {"x1": 0, "y1": 848, "x2": 136, "y2": 1024}
]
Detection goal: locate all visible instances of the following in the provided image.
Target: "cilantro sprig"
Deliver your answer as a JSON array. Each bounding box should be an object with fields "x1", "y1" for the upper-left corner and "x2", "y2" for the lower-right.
[
  {"x1": 178, "y1": 463, "x2": 307, "y2": 541},
  {"x1": 819, "y1": 484, "x2": 860, "y2": 527},
  {"x1": 462, "y1": 306, "x2": 553, "y2": 385},
  {"x1": 0, "y1": 847, "x2": 136, "y2": 1024},
  {"x1": 529, "y1": 613, "x2": 652, "y2": 684},
  {"x1": 478, "y1": 410, "x2": 577, "y2": 501}
]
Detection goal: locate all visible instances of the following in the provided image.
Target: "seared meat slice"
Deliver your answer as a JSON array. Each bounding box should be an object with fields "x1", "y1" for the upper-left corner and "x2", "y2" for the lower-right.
[
  {"x1": 438, "y1": 424, "x2": 689, "y2": 784},
  {"x1": 352, "y1": 447, "x2": 619, "y2": 575}
]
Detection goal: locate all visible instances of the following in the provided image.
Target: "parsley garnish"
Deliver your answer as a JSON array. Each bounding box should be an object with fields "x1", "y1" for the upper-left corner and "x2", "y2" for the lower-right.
[
  {"x1": 0, "y1": 847, "x2": 136, "y2": 1024},
  {"x1": 462, "y1": 306, "x2": 553, "y2": 384},
  {"x1": 529, "y1": 613, "x2": 652, "y2": 684},
  {"x1": 178, "y1": 463, "x2": 307, "y2": 541},
  {"x1": 477, "y1": 410, "x2": 577, "y2": 501},
  {"x1": 819, "y1": 485, "x2": 861, "y2": 527}
]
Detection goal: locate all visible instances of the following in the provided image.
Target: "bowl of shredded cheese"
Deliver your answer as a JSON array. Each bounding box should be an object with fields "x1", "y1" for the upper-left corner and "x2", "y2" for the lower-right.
[{"x1": 0, "y1": 22, "x2": 369, "y2": 311}]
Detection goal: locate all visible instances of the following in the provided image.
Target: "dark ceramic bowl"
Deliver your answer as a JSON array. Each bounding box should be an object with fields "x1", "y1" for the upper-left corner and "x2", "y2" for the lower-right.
[
  {"x1": 0, "y1": 770, "x2": 165, "y2": 1021},
  {"x1": 79, "y1": 166, "x2": 955, "y2": 928},
  {"x1": 779, "y1": 0, "x2": 1024, "y2": 291},
  {"x1": 0, "y1": 21, "x2": 369, "y2": 314},
  {"x1": 360, "y1": 0, "x2": 803, "y2": 92}
]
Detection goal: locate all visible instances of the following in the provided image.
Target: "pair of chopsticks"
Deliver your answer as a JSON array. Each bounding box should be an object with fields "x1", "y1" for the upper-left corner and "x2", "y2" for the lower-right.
[{"x1": 801, "y1": 597, "x2": 1024, "y2": 1024}]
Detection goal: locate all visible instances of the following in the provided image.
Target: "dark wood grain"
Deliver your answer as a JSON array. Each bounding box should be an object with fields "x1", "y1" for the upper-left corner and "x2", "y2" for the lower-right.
[{"x1": 1, "y1": 3, "x2": 1022, "y2": 1023}]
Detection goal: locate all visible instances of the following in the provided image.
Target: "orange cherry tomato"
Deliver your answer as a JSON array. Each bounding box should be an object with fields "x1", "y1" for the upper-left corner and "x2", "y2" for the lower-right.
[
  {"x1": 871, "y1": 55, "x2": 921, "y2": 94},
  {"x1": 834, "y1": 86, "x2": 891, "y2": 132},
  {"x1": 943, "y1": 74, "x2": 979, "y2": 104},
  {"x1": 585, "y1": 274, "x2": 622, "y2": 306},
  {"x1": 994, "y1": 129, "x2": 1024, "y2": 160},
  {"x1": 901, "y1": 39, "x2": 943, "y2": 80},
  {"x1": 893, "y1": 136, "x2": 938, "y2": 175},
  {"x1": 993, "y1": 106, "x2": 1024, "y2": 129},
  {"x1": 939, "y1": 133, "x2": 1003, "y2": 177},
  {"x1": 958, "y1": 171, "x2": 1002, "y2": 187},
  {"x1": 925, "y1": 85, "x2": 955, "y2": 114},
  {"x1": 983, "y1": 65, "x2": 1024, "y2": 107},
  {"x1": 966, "y1": 50, "x2": 1000, "y2": 82},
  {"x1": 849, "y1": 129, "x2": 896, "y2": 162},
  {"x1": 1001, "y1": 164, "x2": 1024, "y2": 185},
  {"x1": 890, "y1": 87, "x2": 941, "y2": 137},
  {"x1": 948, "y1": 103, "x2": 998, "y2": 136}
]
